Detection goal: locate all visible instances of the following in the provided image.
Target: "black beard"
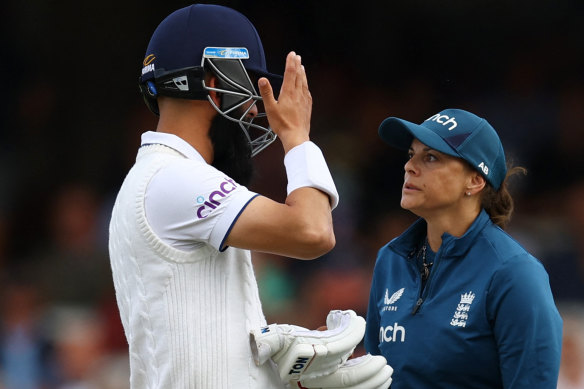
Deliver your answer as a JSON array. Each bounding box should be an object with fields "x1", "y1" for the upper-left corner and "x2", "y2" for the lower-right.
[{"x1": 209, "y1": 114, "x2": 254, "y2": 186}]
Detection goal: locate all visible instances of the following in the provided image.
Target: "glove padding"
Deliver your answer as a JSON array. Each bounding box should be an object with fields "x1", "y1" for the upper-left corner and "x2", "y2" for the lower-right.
[
  {"x1": 250, "y1": 310, "x2": 366, "y2": 382},
  {"x1": 295, "y1": 354, "x2": 393, "y2": 389}
]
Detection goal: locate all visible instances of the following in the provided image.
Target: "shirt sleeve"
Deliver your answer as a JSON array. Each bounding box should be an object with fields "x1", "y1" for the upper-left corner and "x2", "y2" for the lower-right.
[
  {"x1": 144, "y1": 159, "x2": 258, "y2": 251},
  {"x1": 487, "y1": 254, "x2": 563, "y2": 388}
]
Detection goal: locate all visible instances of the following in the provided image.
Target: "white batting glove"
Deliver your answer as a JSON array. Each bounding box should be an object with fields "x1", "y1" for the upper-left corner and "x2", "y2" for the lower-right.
[
  {"x1": 295, "y1": 354, "x2": 393, "y2": 389},
  {"x1": 250, "y1": 310, "x2": 366, "y2": 383}
]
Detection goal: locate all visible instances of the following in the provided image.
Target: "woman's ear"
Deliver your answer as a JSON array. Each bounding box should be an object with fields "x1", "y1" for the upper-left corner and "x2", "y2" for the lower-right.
[{"x1": 466, "y1": 172, "x2": 486, "y2": 196}]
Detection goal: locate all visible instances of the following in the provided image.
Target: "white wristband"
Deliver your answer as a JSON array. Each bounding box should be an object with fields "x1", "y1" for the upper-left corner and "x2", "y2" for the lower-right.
[{"x1": 284, "y1": 141, "x2": 339, "y2": 210}]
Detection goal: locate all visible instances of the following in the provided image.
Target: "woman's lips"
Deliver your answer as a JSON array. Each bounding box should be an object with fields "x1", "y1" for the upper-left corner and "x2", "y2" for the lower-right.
[{"x1": 403, "y1": 182, "x2": 421, "y2": 191}]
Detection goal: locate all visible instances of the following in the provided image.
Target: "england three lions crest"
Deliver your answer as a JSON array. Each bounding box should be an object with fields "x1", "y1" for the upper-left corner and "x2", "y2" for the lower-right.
[{"x1": 450, "y1": 291, "x2": 475, "y2": 328}]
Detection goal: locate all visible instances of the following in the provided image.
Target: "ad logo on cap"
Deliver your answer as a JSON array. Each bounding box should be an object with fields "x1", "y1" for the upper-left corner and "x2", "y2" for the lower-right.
[
  {"x1": 203, "y1": 47, "x2": 249, "y2": 59},
  {"x1": 142, "y1": 54, "x2": 156, "y2": 76},
  {"x1": 425, "y1": 113, "x2": 458, "y2": 131}
]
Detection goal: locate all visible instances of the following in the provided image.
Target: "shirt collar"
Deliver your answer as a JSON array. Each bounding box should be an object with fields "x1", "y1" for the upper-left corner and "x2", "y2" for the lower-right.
[{"x1": 141, "y1": 131, "x2": 206, "y2": 163}]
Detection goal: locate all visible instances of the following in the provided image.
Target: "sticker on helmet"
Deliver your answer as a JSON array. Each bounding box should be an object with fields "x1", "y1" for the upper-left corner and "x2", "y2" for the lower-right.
[{"x1": 203, "y1": 47, "x2": 249, "y2": 59}]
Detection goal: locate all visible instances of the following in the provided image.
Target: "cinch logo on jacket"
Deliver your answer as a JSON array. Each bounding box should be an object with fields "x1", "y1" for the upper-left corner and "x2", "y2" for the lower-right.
[{"x1": 379, "y1": 322, "x2": 406, "y2": 343}]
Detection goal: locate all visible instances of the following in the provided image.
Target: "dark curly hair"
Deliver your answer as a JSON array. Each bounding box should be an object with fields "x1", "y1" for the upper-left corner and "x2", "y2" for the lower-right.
[{"x1": 480, "y1": 162, "x2": 527, "y2": 229}]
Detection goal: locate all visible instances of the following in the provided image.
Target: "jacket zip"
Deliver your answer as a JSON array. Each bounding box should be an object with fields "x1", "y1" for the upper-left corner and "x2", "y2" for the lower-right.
[
  {"x1": 412, "y1": 250, "x2": 442, "y2": 315},
  {"x1": 412, "y1": 297, "x2": 424, "y2": 315}
]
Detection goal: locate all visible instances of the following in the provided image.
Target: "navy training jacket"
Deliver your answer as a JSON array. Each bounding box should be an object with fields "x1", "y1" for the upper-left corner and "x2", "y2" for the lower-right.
[{"x1": 365, "y1": 209, "x2": 562, "y2": 388}]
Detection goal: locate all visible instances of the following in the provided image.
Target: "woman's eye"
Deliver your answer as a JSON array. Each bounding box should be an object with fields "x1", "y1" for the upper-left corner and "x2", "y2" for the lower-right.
[{"x1": 426, "y1": 153, "x2": 437, "y2": 162}]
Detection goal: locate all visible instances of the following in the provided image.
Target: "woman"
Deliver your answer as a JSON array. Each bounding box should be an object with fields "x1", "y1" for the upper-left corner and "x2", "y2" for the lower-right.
[{"x1": 364, "y1": 108, "x2": 562, "y2": 388}]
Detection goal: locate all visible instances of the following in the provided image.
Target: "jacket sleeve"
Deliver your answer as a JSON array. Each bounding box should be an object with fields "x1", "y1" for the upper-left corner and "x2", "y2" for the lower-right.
[
  {"x1": 364, "y1": 260, "x2": 382, "y2": 356},
  {"x1": 487, "y1": 254, "x2": 563, "y2": 388}
]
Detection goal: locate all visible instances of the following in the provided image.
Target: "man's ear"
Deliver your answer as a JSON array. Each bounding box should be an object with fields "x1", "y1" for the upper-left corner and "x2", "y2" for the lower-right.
[{"x1": 207, "y1": 75, "x2": 221, "y2": 107}]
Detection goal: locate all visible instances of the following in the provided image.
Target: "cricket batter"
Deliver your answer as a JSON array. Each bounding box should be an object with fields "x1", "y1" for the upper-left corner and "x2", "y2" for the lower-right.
[{"x1": 108, "y1": 4, "x2": 391, "y2": 389}]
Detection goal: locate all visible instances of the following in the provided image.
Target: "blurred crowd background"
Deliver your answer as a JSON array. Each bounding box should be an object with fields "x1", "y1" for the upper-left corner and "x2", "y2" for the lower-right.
[{"x1": 1, "y1": 0, "x2": 584, "y2": 388}]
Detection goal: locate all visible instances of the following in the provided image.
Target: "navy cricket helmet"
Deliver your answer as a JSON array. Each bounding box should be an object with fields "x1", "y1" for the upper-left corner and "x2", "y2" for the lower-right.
[{"x1": 139, "y1": 4, "x2": 282, "y2": 156}]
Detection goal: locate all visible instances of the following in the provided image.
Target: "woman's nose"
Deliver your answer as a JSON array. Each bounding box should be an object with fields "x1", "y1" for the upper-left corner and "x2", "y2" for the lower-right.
[{"x1": 404, "y1": 157, "x2": 418, "y2": 175}]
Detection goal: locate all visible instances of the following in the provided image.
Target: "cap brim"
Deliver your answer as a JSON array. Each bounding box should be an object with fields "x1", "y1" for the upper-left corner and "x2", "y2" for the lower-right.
[{"x1": 378, "y1": 117, "x2": 459, "y2": 158}]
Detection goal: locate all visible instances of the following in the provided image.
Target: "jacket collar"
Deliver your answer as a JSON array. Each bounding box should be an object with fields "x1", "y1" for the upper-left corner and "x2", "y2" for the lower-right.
[{"x1": 388, "y1": 209, "x2": 492, "y2": 260}]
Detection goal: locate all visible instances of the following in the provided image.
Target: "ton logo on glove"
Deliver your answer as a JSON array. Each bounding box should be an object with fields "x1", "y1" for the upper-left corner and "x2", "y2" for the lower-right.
[
  {"x1": 250, "y1": 310, "x2": 393, "y2": 389},
  {"x1": 289, "y1": 357, "x2": 310, "y2": 375}
]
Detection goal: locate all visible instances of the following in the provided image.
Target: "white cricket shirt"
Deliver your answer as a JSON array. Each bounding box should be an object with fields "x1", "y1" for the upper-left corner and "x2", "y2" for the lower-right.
[{"x1": 108, "y1": 131, "x2": 284, "y2": 389}]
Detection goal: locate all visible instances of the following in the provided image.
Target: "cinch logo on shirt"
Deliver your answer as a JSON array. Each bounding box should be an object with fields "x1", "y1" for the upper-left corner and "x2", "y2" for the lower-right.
[
  {"x1": 425, "y1": 113, "x2": 458, "y2": 130},
  {"x1": 196, "y1": 178, "x2": 238, "y2": 219},
  {"x1": 379, "y1": 322, "x2": 406, "y2": 343}
]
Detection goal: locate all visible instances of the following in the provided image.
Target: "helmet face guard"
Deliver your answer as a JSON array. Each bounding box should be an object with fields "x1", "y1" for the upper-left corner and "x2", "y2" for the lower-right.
[
  {"x1": 140, "y1": 47, "x2": 277, "y2": 158},
  {"x1": 201, "y1": 48, "x2": 277, "y2": 157}
]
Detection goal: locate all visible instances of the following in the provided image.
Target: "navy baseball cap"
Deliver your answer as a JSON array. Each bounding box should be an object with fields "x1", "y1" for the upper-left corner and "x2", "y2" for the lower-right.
[
  {"x1": 378, "y1": 108, "x2": 507, "y2": 190},
  {"x1": 140, "y1": 4, "x2": 281, "y2": 85}
]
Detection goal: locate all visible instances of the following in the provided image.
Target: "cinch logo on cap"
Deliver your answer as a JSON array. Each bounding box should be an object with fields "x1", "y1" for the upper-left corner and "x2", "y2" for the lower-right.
[
  {"x1": 425, "y1": 113, "x2": 458, "y2": 130},
  {"x1": 203, "y1": 47, "x2": 249, "y2": 59}
]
